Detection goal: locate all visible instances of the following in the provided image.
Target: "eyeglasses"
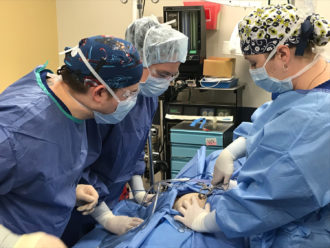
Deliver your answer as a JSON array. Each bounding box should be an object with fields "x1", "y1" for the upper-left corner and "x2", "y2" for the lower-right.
[
  {"x1": 117, "y1": 88, "x2": 140, "y2": 100},
  {"x1": 149, "y1": 68, "x2": 180, "y2": 81}
]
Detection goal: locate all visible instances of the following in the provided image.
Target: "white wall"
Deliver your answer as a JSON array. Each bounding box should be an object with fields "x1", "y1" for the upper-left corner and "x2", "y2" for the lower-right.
[
  {"x1": 56, "y1": 0, "x2": 330, "y2": 107},
  {"x1": 56, "y1": 0, "x2": 133, "y2": 55}
]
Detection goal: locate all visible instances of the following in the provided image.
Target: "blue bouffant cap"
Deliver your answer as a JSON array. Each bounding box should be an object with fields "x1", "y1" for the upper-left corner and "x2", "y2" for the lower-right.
[{"x1": 63, "y1": 35, "x2": 143, "y2": 88}]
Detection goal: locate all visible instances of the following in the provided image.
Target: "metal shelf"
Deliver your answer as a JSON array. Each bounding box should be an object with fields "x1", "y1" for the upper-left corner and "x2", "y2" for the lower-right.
[{"x1": 191, "y1": 84, "x2": 246, "y2": 91}]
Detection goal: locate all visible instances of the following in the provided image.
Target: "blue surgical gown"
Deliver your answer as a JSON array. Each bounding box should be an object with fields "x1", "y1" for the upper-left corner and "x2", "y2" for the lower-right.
[
  {"x1": 61, "y1": 93, "x2": 158, "y2": 246},
  {"x1": 215, "y1": 81, "x2": 330, "y2": 247},
  {"x1": 73, "y1": 146, "x2": 246, "y2": 248},
  {"x1": 0, "y1": 66, "x2": 88, "y2": 237},
  {"x1": 83, "y1": 93, "x2": 158, "y2": 207}
]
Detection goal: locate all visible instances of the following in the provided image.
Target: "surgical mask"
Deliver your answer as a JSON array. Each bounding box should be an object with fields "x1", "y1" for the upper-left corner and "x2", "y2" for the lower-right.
[
  {"x1": 139, "y1": 75, "x2": 170, "y2": 97},
  {"x1": 59, "y1": 46, "x2": 138, "y2": 124},
  {"x1": 249, "y1": 53, "x2": 321, "y2": 93},
  {"x1": 249, "y1": 15, "x2": 320, "y2": 93},
  {"x1": 93, "y1": 95, "x2": 137, "y2": 124}
]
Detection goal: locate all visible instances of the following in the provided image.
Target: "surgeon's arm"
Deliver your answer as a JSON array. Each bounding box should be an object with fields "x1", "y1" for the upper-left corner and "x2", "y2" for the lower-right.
[
  {"x1": 91, "y1": 201, "x2": 143, "y2": 235},
  {"x1": 0, "y1": 225, "x2": 67, "y2": 248},
  {"x1": 128, "y1": 149, "x2": 154, "y2": 204},
  {"x1": 0, "y1": 224, "x2": 20, "y2": 247},
  {"x1": 80, "y1": 168, "x2": 110, "y2": 203},
  {"x1": 129, "y1": 175, "x2": 154, "y2": 204},
  {"x1": 212, "y1": 137, "x2": 246, "y2": 186}
]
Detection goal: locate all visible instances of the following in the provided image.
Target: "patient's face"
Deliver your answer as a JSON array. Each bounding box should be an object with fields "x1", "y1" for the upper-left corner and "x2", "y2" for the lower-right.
[{"x1": 173, "y1": 193, "x2": 207, "y2": 211}]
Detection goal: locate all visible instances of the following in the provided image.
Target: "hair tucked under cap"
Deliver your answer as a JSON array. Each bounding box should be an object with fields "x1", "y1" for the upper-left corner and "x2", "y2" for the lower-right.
[
  {"x1": 64, "y1": 35, "x2": 143, "y2": 89},
  {"x1": 125, "y1": 15, "x2": 188, "y2": 67},
  {"x1": 238, "y1": 4, "x2": 330, "y2": 55},
  {"x1": 125, "y1": 15, "x2": 160, "y2": 65}
]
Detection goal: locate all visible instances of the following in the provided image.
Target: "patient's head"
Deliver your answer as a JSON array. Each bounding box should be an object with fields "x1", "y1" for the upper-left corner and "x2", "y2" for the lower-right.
[{"x1": 173, "y1": 193, "x2": 207, "y2": 211}]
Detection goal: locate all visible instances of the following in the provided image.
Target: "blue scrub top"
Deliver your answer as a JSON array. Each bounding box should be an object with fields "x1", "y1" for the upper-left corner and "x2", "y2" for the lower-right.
[
  {"x1": 0, "y1": 66, "x2": 88, "y2": 237},
  {"x1": 83, "y1": 93, "x2": 158, "y2": 208},
  {"x1": 215, "y1": 81, "x2": 330, "y2": 247}
]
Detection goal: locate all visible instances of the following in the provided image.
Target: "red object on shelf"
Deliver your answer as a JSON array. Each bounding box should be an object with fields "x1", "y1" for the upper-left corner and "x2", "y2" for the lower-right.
[{"x1": 183, "y1": 1, "x2": 221, "y2": 30}]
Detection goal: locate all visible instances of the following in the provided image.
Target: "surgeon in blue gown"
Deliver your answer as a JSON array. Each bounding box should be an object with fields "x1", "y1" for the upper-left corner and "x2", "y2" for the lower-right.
[
  {"x1": 0, "y1": 35, "x2": 142, "y2": 248},
  {"x1": 61, "y1": 16, "x2": 188, "y2": 246},
  {"x1": 174, "y1": 4, "x2": 330, "y2": 248}
]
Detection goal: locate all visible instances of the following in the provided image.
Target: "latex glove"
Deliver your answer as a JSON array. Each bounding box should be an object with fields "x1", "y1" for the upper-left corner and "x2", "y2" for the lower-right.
[
  {"x1": 129, "y1": 175, "x2": 154, "y2": 205},
  {"x1": 104, "y1": 215, "x2": 144, "y2": 235},
  {"x1": 228, "y1": 179, "x2": 238, "y2": 190},
  {"x1": 174, "y1": 196, "x2": 220, "y2": 233},
  {"x1": 212, "y1": 137, "x2": 246, "y2": 187},
  {"x1": 211, "y1": 149, "x2": 234, "y2": 188},
  {"x1": 134, "y1": 191, "x2": 154, "y2": 205},
  {"x1": 76, "y1": 184, "x2": 99, "y2": 215},
  {"x1": 14, "y1": 232, "x2": 67, "y2": 248},
  {"x1": 92, "y1": 202, "x2": 144, "y2": 235}
]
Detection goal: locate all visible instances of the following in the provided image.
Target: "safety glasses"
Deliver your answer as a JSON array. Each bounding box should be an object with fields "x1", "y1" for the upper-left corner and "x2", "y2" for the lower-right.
[
  {"x1": 117, "y1": 87, "x2": 140, "y2": 101},
  {"x1": 149, "y1": 67, "x2": 180, "y2": 81}
]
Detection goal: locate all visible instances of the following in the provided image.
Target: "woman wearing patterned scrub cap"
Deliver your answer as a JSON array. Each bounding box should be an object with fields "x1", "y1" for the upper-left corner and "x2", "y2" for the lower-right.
[
  {"x1": 61, "y1": 16, "x2": 188, "y2": 246},
  {"x1": 0, "y1": 35, "x2": 143, "y2": 248},
  {"x1": 174, "y1": 4, "x2": 330, "y2": 248}
]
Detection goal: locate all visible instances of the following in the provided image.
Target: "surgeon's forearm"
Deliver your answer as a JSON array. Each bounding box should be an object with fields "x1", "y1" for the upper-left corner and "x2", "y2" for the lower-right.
[
  {"x1": 204, "y1": 211, "x2": 221, "y2": 232},
  {"x1": 91, "y1": 201, "x2": 114, "y2": 226},
  {"x1": 0, "y1": 224, "x2": 20, "y2": 248},
  {"x1": 129, "y1": 175, "x2": 145, "y2": 195},
  {"x1": 226, "y1": 137, "x2": 246, "y2": 159}
]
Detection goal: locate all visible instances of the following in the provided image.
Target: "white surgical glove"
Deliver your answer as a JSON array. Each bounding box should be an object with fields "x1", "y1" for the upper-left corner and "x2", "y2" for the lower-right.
[
  {"x1": 92, "y1": 202, "x2": 143, "y2": 235},
  {"x1": 228, "y1": 179, "x2": 238, "y2": 190},
  {"x1": 14, "y1": 232, "x2": 67, "y2": 248},
  {"x1": 134, "y1": 191, "x2": 155, "y2": 204},
  {"x1": 212, "y1": 137, "x2": 246, "y2": 187},
  {"x1": 129, "y1": 175, "x2": 154, "y2": 205},
  {"x1": 76, "y1": 184, "x2": 99, "y2": 215},
  {"x1": 173, "y1": 196, "x2": 220, "y2": 233}
]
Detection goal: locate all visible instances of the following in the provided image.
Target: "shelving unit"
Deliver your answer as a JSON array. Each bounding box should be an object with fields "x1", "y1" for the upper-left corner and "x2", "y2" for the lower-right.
[{"x1": 164, "y1": 84, "x2": 245, "y2": 178}]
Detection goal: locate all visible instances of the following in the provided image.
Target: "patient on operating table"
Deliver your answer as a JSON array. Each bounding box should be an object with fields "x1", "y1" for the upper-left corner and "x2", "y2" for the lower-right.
[
  {"x1": 173, "y1": 193, "x2": 207, "y2": 211},
  {"x1": 173, "y1": 179, "x2": 237, "y2": 211},
  {"x1": 73, "y1": 147, "x2": 244, "y2": 248}
]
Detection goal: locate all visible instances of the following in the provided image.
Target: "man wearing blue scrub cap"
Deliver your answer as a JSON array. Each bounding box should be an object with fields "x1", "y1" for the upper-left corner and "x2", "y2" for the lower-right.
[
  {"x1": 0, "y1": 35, "x2": 142, "y2": 248},
  {"x1": 62, "y1": 16, "x2": 188, "y2": 246},
  {"x1": 174, "y1": 4, "x2": 330, "y2": 248}
]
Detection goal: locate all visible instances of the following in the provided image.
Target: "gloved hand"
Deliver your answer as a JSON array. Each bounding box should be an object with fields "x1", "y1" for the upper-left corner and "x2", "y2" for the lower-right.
[
  {"x1": 92, "y1": 201, "x2": 144, "y2": 235},
  {"x1": 134, "y1": 191, "x2": 154, "y2": 205},
  {"x1": 76, "y1": 184, "x2": 99, "y2": 215},
  {"x1": 212, "y1": 137, "x2": 246, "y2": 187},
  {"x1": 14, "y1": 232, "x2": 67, "y2": 248},
  {"x1": 173, "y1": 196, "x2": 220, "y2": 233},
  {"x1": 129, "y1": 175, "x2": 154, "y2": 205},
  {"x1": 103, "y1": 214, "x2": 144, "y2": 235},
  {"x1": 228, "y1": 179, "x2": 238, "y2": 190}
]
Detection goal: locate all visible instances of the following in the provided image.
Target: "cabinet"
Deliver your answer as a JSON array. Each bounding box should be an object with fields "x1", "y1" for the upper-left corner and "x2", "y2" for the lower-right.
[
  {"x1": 170, "y1": 120, "x2": 233, "y2": 178},
  {"x1": 165, "y1": 84, "x2": 245, "y2": 178}
]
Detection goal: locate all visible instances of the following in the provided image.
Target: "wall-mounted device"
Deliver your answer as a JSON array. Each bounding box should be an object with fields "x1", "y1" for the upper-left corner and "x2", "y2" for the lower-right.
[{"x1": 163, "y1": 6, "x2": 206, "y2": 81}]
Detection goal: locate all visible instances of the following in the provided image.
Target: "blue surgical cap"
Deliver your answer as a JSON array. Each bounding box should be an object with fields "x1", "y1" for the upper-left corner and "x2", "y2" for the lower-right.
[{"x1": 64, "y1": 35, "x2": 143, "y2": 89}]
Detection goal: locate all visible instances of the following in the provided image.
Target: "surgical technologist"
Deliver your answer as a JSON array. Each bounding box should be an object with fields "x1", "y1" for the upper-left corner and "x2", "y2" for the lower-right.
[{"x1": 175, "y1": 4, "x2": 330, "y2": 248}]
